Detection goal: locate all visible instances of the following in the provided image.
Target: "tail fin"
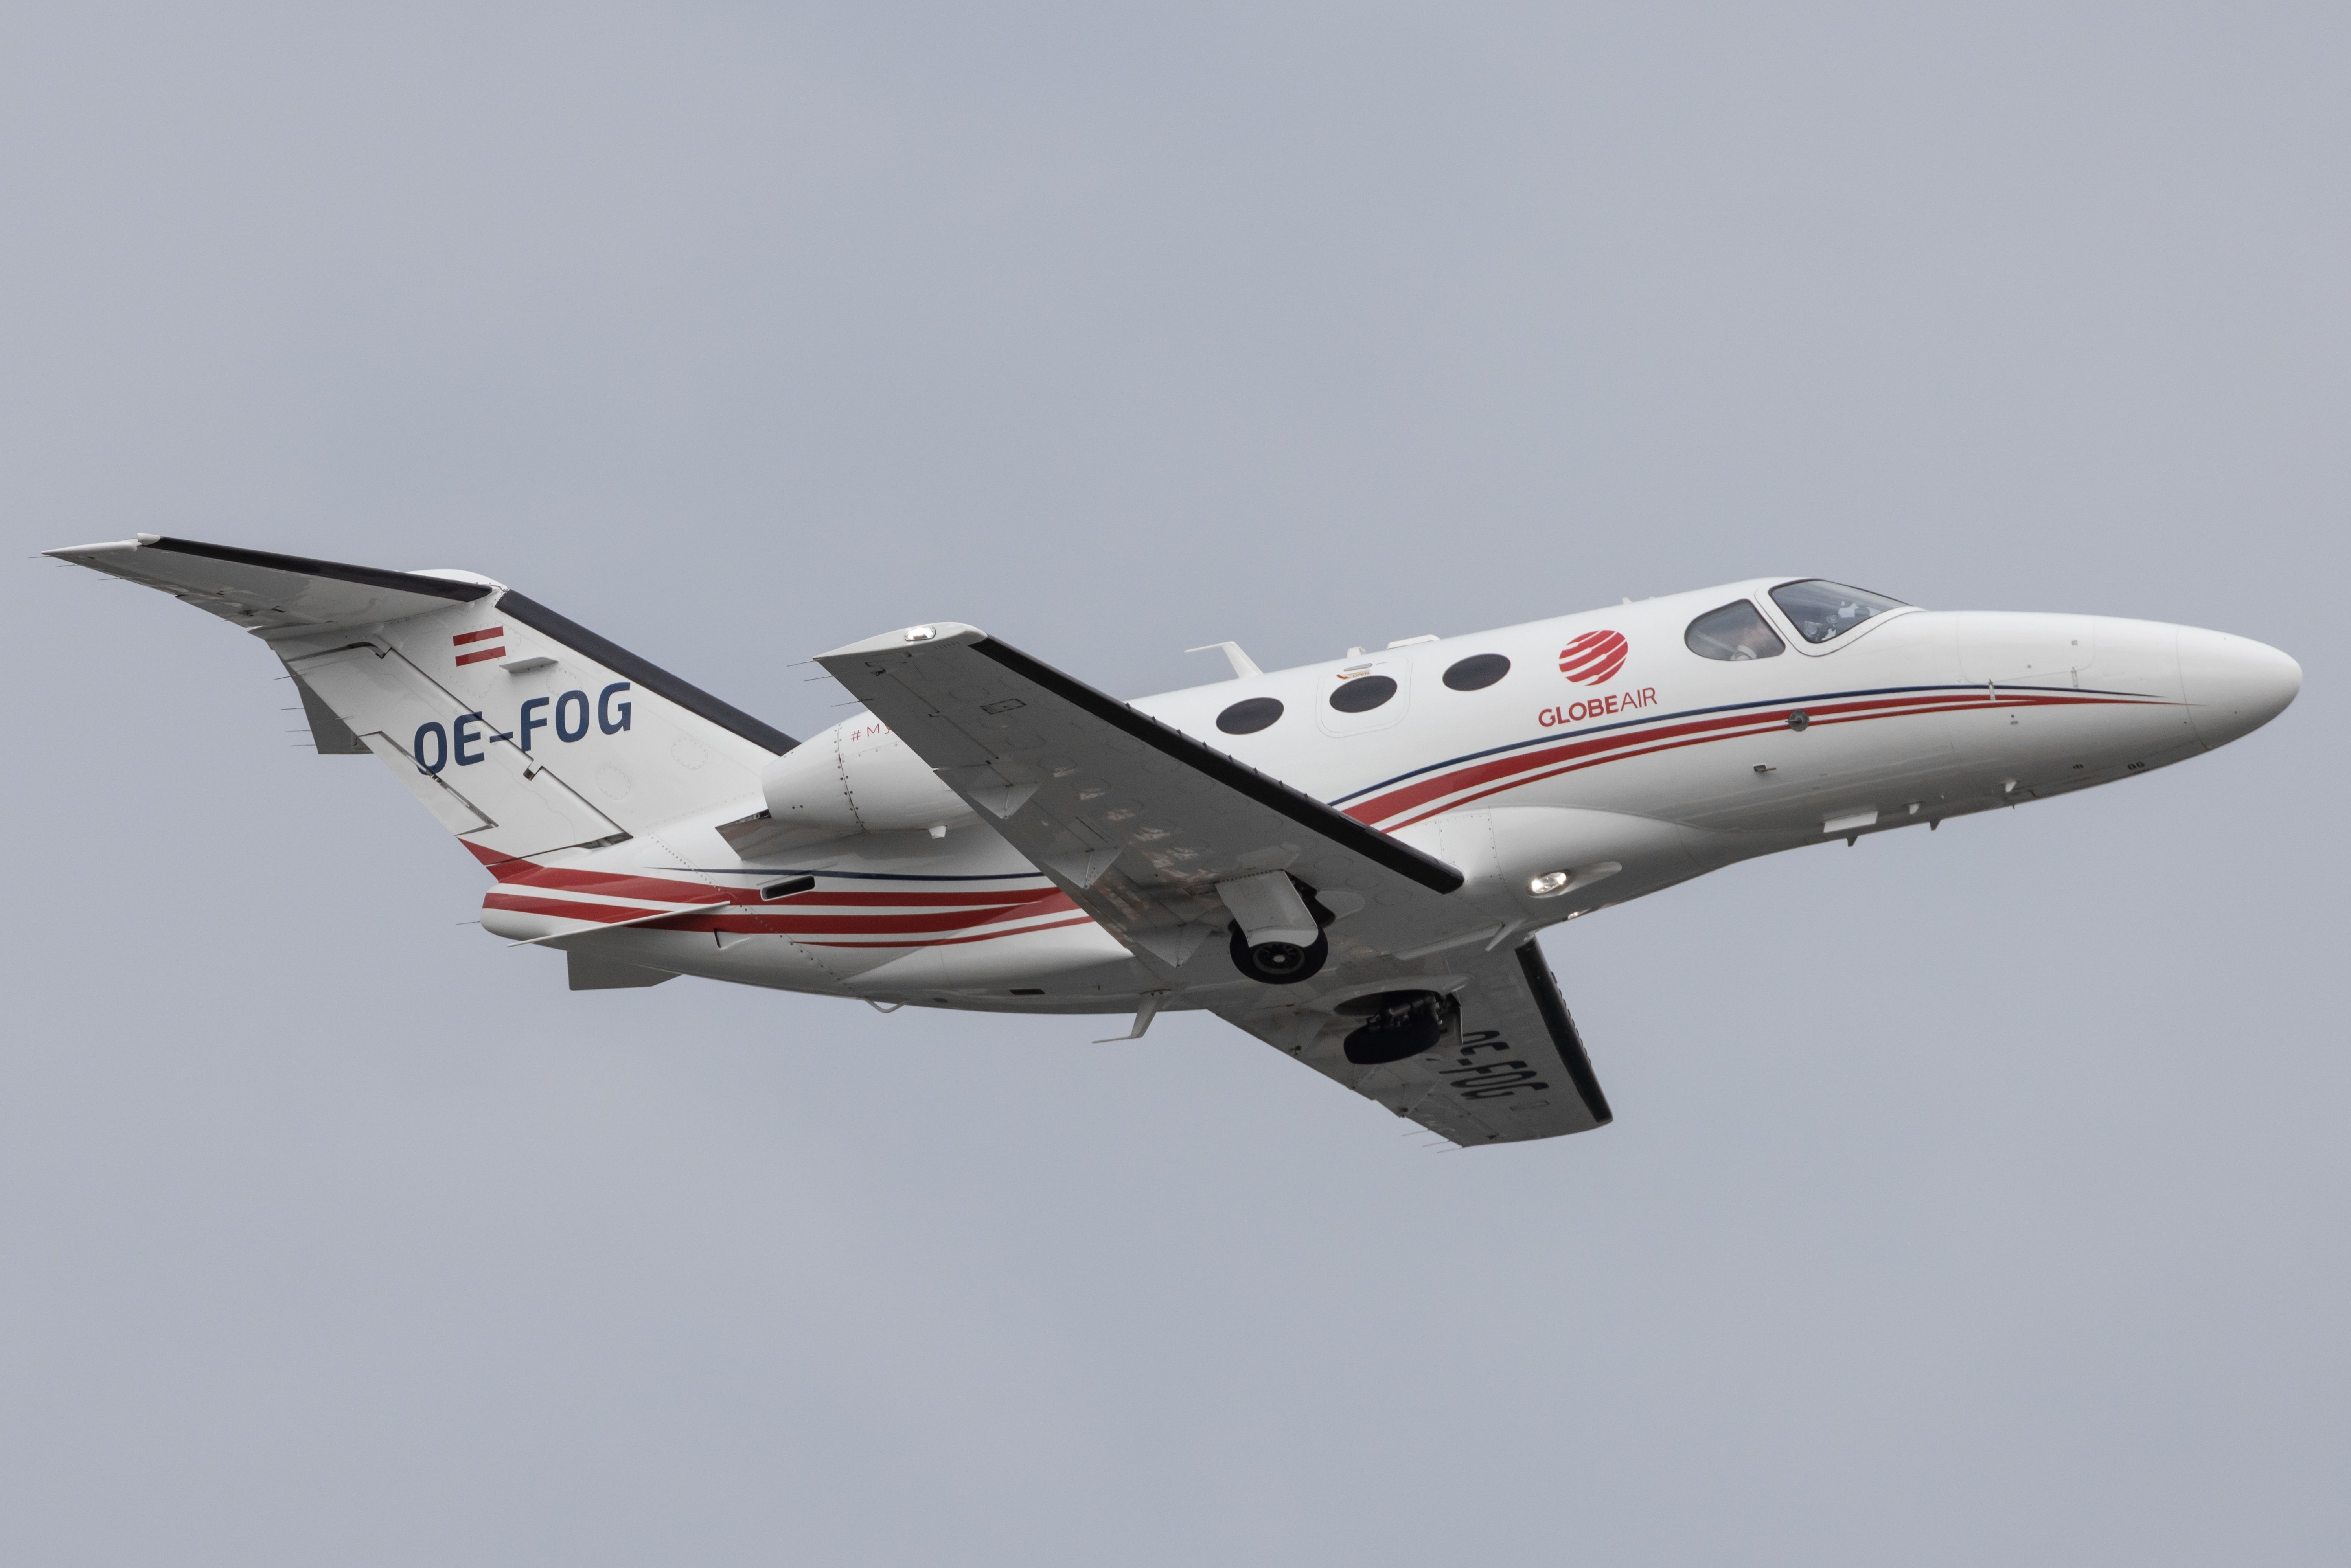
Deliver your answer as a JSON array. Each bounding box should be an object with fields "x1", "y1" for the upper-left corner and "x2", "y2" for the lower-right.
[{"x1": 47, "y1": 535, "x2": 795, "y2": 860}]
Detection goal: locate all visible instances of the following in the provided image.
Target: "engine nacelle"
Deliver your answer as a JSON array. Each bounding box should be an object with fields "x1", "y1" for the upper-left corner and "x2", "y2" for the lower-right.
[{"x1": 757, "y1": 717, "x2": 977, "y2": 841}]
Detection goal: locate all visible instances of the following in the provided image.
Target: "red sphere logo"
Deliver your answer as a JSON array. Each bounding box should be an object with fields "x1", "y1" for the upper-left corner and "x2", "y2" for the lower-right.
[{"x1": 1559, "y1": 629, "x2": 1629, "y2": 686}]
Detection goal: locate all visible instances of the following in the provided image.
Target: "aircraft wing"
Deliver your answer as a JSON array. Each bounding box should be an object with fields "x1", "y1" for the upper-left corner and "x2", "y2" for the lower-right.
[
  {"x1": 814, "y1": 623, "x2": 1466, "y2": 970},
  {"x1": 1214, "y1": 939, "x2": 1613, "y2": 1146},
  {"x1": 813, "y1": 625, "x2": 1617, "y2": 1152},
  {"x1": 815, "y1": 623, "x2": 1614, "y2": 1147}
]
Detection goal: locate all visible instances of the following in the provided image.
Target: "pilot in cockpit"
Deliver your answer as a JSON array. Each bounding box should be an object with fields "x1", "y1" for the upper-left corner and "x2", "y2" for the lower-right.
[{"x1": 1683, "y1": 599, "x2": 1787, "y2": 661}]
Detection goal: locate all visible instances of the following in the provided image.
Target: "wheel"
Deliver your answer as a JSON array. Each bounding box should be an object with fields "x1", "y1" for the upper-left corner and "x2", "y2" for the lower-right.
[
  {"x1": 1338, "y1": 990, "x2": 1458, "y2": 1064},
  {"x1": 1229, "y1": 923, "x2": 1328, "y2": 985}
]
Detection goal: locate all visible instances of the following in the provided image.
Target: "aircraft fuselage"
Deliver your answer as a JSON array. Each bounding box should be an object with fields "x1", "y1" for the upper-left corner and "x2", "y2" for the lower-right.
[{"x1": 474, "y1": 578, "x2": 2299, "y2": 1014}]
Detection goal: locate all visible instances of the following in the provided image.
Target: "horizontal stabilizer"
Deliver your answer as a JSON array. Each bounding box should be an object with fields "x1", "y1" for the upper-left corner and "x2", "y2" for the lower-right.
[{"x1": 45, "y1": 535, "x2": 491, "y2": 634}]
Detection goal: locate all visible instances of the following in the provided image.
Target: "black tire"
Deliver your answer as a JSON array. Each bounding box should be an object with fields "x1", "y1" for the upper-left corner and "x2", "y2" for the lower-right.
[
  {"x1": 1229, "y1": 923, "x2": 1329, "y2": 985},
  {"x1": 1339, "y1": 991, "x2": 1458, "y2": 1064}
]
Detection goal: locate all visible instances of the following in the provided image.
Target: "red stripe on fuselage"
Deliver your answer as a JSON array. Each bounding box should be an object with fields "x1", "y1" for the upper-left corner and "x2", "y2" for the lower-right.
[
  {"x1": 798, "y1": 913, "x2": 1099, "y2": 949},
  {"x1": 480, "y1": 858, "x2": 1058, "y2": 908},
  {"x1": 461, "y1": 688, "x2": 2163, "y2": 933},
  {"x1": 482, "y1": 888, "x2": 1080, "y2": 937},
  {"x1": 1347, "y1": 689, "x2": 2160, "y2": 828}
]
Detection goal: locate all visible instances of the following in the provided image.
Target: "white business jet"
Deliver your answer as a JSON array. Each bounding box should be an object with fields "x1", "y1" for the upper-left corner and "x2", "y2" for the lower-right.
[{"x1": 48, "y1": 536, "x2": 2299, "y2": 1147}]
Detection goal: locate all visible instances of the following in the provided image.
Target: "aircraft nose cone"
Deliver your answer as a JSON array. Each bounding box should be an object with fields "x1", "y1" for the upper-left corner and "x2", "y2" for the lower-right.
[{"x1": 2178, "y1": 627, "x2": 2301, "y2": 749}]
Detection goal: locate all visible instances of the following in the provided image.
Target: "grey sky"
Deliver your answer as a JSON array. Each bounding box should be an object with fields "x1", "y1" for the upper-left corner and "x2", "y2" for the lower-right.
[{"x1": 4, "y1": 4, "x2": 2344, "y2": 1563}]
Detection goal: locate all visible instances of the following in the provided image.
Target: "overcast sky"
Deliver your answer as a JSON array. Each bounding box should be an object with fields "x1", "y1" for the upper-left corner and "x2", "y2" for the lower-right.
[{"x1": 4, "y1": 4, "x2": 2345, "y2": 1563}]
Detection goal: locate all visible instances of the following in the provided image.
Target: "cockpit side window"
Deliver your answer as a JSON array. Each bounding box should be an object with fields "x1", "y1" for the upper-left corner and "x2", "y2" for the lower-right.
[
  {"x1": 1768, "y1": 579, "x2": 1908, "y2": 644},
  {"x1": 1685, "y1": 600, "x2": 1786, "y2": 662}
]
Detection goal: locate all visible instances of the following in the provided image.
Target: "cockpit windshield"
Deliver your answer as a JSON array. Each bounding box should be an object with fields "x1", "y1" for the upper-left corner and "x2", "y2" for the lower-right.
[{"x1": 1767, "y1": 580, "x2": 1909, "y2": 644}]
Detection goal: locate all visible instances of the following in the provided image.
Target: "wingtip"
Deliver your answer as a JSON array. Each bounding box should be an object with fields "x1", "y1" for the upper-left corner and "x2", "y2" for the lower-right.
[
  {"x1": 43, "y1": 533, "x2": 159, "y2": 561},
  {"x1": 815, "y1": 621, "x2": 988, "y2": 663}
]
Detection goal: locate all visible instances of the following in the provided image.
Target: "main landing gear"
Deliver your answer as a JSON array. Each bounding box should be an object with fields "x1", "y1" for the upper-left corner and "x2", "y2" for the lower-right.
[
  {"x1": 1229, "y1": 922, "x2": 1329, "y2": 985},
  {"x1": 1337, "y1": 991, "x2": 1459, "y2": 1065}
]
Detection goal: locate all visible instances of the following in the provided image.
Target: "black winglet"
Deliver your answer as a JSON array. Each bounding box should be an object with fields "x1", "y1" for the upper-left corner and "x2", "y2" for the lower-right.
[{"x1": 1514, "y1": 941, "x2": 1613, "y2": 1125}]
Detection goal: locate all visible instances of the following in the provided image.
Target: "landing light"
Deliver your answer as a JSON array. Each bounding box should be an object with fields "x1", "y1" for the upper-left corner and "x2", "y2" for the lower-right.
[
  {"x1": 1527, "y1": 871, "x2": 1572, "y2": 897},
  {"x1": 905, "y1": 625, "x2": 937, "y2": 642}
]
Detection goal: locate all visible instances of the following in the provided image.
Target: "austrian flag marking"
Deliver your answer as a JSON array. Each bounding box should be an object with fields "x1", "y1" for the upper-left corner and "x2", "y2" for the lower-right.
[
  {"x1": 453, "y1": 625, "x2": 506, "y2": 666},
  {"x1": 1559, "y1": 629, "x2": 1628, "y2": 686}
]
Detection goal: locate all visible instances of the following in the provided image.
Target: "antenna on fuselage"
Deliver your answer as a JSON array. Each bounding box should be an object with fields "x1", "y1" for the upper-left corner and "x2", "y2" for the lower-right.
[{"x1": 1184, "y1": 642, "x2": 1263, "y2": 680}]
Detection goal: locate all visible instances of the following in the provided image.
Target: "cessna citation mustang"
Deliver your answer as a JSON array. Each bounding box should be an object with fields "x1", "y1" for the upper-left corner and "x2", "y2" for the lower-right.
[{"x1": 50, "y1": 536, "x2": 2299, "y2": 1148}]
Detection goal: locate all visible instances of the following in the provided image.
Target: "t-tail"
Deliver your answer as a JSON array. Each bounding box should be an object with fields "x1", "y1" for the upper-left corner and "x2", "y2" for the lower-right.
[{"x1": 44, "y1": 535, "x2": 795, "y2": 864}]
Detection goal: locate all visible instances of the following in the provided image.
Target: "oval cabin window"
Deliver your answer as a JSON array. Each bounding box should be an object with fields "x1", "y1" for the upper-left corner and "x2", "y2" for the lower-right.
[
  {"x1": 1216, "y1": 697, "x2": 1285, "y2": 735},
  {"x1": 1328, "y1": 675, "x2": 1398, "y2": 713},
  {"x1": 1442, "y1": 653, "x2": 1511, "y2": 691},
  {"x1": 1684, "y1": 601, "x2": 1786, "y2": 662}
]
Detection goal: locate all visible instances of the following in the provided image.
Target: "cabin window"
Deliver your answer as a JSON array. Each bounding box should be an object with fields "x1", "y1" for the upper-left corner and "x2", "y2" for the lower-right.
[
  {"x1": 1768, "y1": 580, "x2": 1908, "y2": 644},
  {"x1": 1685, "y1": 601, "x2": 1786, "y2": 662},
  {"x1": 1442, "y1": 653, "x2": 1512, "y2": 691},
  {"x1": 1328, "y1": 675, "x2": 1398, "y2": 713},
  {"x1": 760, "y1": 876, "x2": 816, "y2": 901},
  {"x1": 1216, "y1": 697, "x2": 1284, "y2": 735}
]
